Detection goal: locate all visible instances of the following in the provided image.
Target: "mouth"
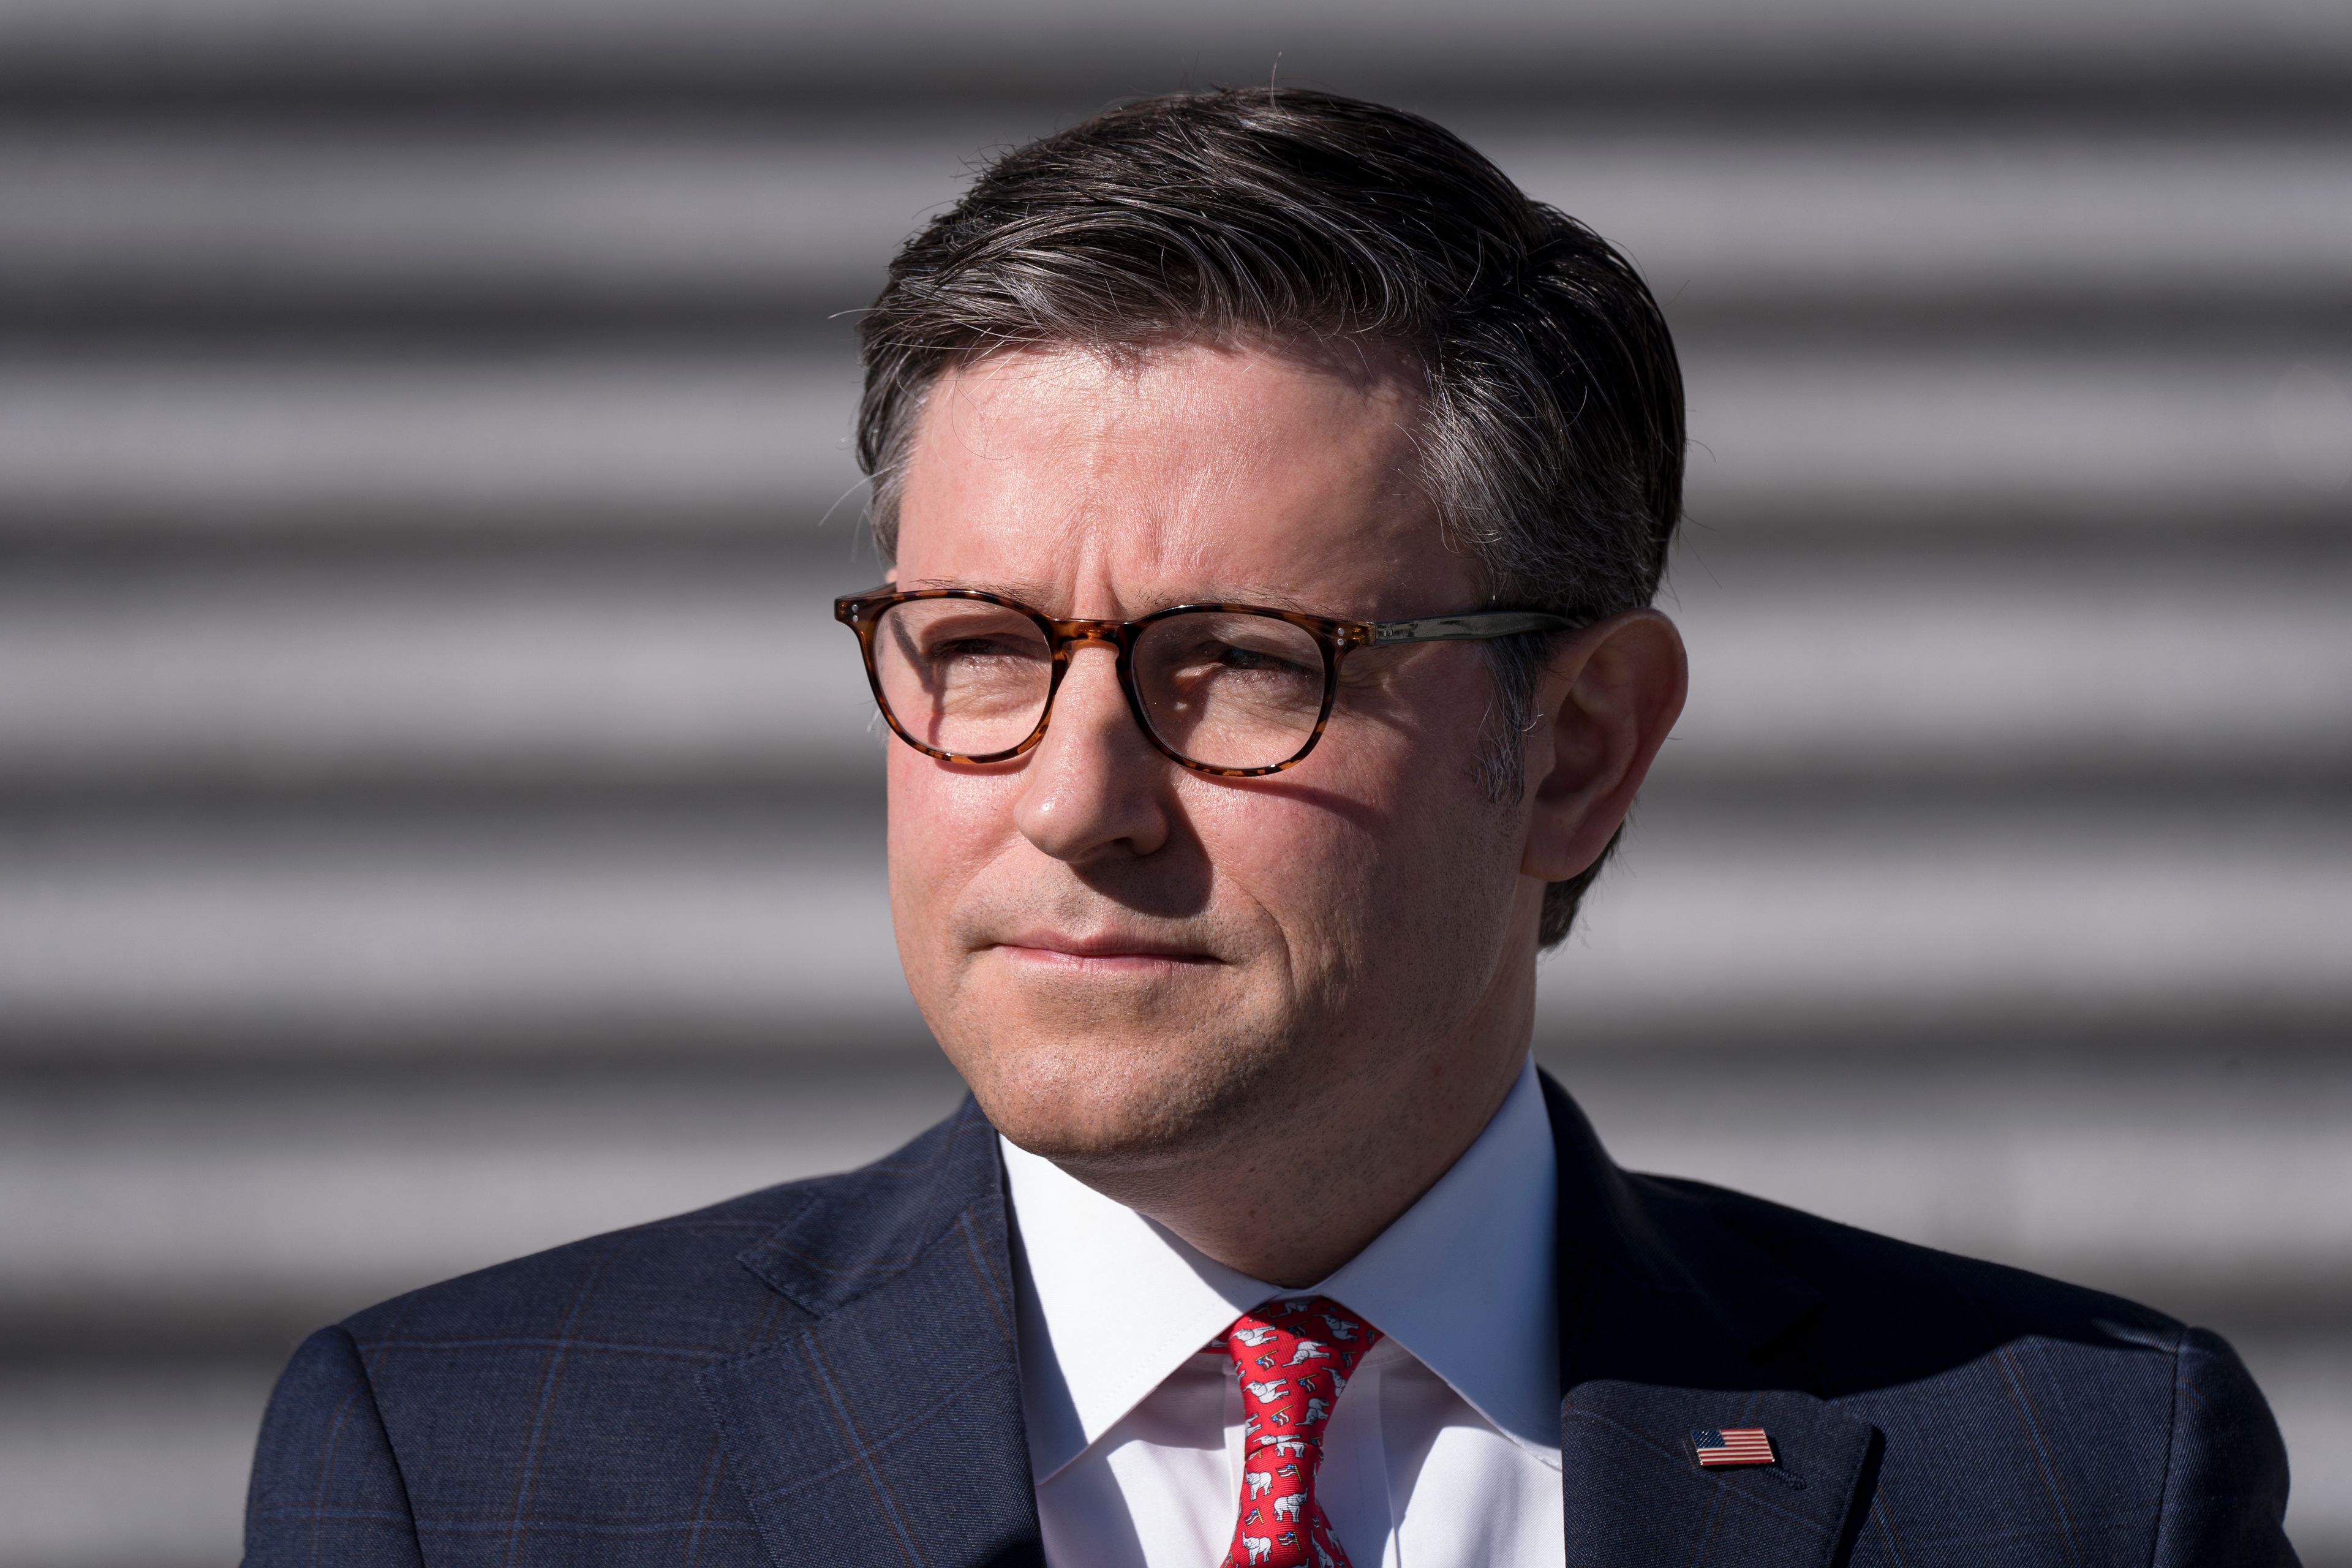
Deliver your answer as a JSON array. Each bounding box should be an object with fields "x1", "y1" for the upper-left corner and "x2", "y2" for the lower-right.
[{"x1": 988, "y1": 930, "x2": 1223, "y2": 974}]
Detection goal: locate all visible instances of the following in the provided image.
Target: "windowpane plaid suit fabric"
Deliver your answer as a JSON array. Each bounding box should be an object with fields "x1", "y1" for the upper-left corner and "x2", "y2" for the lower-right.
[{"x1": 244, "y1": 1081, "x2": 2297, "y2": 1567}]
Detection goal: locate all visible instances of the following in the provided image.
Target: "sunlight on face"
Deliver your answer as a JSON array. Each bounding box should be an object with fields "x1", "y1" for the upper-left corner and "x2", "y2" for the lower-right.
[{"x1": 884, "y1": 342, "x2": 1537, "y2": 1169}]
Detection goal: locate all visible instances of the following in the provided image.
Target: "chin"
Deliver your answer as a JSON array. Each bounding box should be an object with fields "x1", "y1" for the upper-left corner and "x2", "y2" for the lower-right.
[{"x1": 938, "y1": 1005, "x2": 1274, "y2": 1169}]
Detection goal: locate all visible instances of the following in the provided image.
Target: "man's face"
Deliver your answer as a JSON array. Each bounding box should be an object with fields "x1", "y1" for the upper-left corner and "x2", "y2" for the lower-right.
[{"x1": 886, "y1": 342, "x2": 1546, "y2": 1171}]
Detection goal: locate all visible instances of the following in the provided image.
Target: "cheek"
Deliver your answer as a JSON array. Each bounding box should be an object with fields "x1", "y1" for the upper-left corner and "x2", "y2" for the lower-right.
[
  {"x1": 1185, "y1": 739, "x2": 1476, "y2": 968},
  {"x1": 1183, "y1": 783, "x2": 1377, "y2": 935},
  {"x1": 885, "y1": 753, "x2": 1012, "y2": 949},
  {"x1": 1256, "y1": 676, "x2": 1517, "y2": 956}
]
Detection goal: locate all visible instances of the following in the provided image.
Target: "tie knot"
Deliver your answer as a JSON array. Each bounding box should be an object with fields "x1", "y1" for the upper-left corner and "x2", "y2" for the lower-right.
[{"x1": 1217, "y1": 1295, "x2": 1381, "y2": 1441}]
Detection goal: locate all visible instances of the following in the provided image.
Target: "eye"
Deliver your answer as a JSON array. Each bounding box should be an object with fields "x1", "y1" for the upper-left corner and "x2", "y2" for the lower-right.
[
  {"x1": 1215, "y1": 641, "x2": 1303, "y2": 672},
  {"x1": 899, "y1": 610, "x2": 1042, "y2": 663},
  {"x1": 927, "y1": 633, "x2": 1029, "y2": 662},
  {"x1": 1186, "y1": 626, "x2": 1319, "y2": 677}
]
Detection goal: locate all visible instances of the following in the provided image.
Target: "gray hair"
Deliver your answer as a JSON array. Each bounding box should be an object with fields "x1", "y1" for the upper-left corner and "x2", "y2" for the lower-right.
[{"x1": 856, "y1": 87, "x2": 1684, "y2": 946}]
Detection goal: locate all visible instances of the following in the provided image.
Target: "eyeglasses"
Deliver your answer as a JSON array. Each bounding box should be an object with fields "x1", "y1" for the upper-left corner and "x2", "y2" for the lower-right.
[{"x1": 834, "y1": 586, "x2": 1580, "y2": 777}]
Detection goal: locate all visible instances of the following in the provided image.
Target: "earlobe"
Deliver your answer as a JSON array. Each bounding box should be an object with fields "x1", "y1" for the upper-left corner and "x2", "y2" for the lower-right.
[{"x1": 1517, "y1": 609, "x2": 1688, "y2": 883}]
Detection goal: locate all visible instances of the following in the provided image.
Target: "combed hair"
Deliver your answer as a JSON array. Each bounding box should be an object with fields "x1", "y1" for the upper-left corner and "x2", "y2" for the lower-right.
[{"x1": 856, "y1": 87, "x2": 1684, "y2": 946}]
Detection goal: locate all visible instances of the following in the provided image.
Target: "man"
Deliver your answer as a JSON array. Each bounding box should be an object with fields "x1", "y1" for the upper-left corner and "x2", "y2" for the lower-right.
[{"x1": 245, "y1": 89, "x2": 2294, "y2": 1567}]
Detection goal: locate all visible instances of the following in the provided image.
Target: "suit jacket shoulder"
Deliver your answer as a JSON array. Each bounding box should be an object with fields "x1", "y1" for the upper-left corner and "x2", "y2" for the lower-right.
[
  {"x1": 1544, "y1": 1074, "x2": 2298, "y2": 1567},
  {"x1": 246, "y1": 1098, "x2": 1029, "y2": 1568}
]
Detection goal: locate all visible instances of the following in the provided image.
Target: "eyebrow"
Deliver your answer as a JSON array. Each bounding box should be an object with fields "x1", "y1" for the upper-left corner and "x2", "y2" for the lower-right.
[{"x1": 895, "y1": 578, "x2": 1333, "y2": 619}]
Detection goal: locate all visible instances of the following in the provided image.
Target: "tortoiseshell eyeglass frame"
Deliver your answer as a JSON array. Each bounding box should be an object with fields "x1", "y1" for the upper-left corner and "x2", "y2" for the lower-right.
[{"x1": 833, "y1": 585, "x2": 1582, "y2": 778}]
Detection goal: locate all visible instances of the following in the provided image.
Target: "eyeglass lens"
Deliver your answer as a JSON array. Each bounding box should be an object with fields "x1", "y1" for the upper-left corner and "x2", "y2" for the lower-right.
[{"x1": 870, "y1": 600, "x2": 1329, "y2": 770}]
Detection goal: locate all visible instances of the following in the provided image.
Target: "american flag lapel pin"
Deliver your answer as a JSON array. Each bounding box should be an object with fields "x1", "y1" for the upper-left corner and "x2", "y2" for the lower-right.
[{"x1": 1692, "y1": 1427, "x2": 1775, "y2": 1468}]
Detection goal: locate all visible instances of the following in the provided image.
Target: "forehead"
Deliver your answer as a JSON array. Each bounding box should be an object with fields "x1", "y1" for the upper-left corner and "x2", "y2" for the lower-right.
[{"x1": 891, "y1": 341, "x2": 1471, "y2": 616}]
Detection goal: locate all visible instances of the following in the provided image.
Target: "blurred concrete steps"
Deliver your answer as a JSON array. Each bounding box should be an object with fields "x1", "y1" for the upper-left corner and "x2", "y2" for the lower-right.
[
  {"x1": 4, "y1": 341, "x2": 2349, "y2": 528},
  {"x1": 4, "y1": 0, "x2": 2351, "y2": 105},
  {"x1": 0, "y1": 3, "x2": 2346, "y2": 1564},
  {"x1": 5, "y1": 541, "x2": 2346, "y2": 787},
  {"x1": 2, "y1": 801, "x2": 2348, "y2": 1060},
  {"x1": 7, "y1": 121, "x2": 2352, "y2": 326}
]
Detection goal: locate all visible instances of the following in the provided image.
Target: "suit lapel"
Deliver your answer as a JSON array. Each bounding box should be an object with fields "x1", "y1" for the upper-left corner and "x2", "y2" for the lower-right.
[
  {"x1": 1542, "y1": 1073, "x2": 1879, "y2": 1566},
  {"x1": 1562, "y1": 1382, "x2": 1879, "y2": 1567},
  {"x1": 699, "y1": 1099, "x2": 1045, "y2": 1568}
]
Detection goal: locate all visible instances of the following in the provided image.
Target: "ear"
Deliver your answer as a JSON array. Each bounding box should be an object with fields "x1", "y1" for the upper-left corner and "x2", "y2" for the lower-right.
[{"x1": 1519, "y1": 608, "x2": 1688, "y2": 883}]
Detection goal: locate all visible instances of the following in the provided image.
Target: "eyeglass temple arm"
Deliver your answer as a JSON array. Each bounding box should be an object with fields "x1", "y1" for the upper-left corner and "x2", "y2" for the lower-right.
[{"x1": 1367, "y1": 610, "x2": 1582, "y2": 645}]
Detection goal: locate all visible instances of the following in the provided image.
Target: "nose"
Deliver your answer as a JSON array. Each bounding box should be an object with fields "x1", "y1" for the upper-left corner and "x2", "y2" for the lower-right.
[{"x1": 1012, "y1": 639, "x2": 1175, "y2": 863}]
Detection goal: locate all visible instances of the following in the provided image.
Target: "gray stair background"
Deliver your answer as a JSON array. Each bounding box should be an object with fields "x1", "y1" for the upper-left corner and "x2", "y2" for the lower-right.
[{"x1": 1, "y1": 2, "x2": 2348, "y2": 1562}]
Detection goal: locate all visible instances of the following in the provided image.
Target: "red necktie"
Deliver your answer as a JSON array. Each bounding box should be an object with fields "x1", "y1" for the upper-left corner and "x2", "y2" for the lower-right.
[{"x1": 1214, "y1": 1295, "x2": 1382, "y2": 1568}]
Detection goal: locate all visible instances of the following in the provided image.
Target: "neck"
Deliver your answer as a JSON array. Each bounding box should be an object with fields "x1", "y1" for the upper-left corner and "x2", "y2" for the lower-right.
[{"x1": 1054, "y1": 973, "x2": 1536, "y2": 1287}]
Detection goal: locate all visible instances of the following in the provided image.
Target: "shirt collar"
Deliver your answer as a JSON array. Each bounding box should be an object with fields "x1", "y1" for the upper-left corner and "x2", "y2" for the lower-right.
[
  {"x1": 1002, "y1": 1055, "x2": 1559, "y2": 1480},
  {"x1": 1317, "y1": 1056, "x2": 1560, "y2": 1457}
]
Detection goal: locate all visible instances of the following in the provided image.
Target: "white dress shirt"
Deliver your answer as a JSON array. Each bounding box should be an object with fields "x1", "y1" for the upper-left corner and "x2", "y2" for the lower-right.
[{"x1": 1001, "y1": 1057, "x2": 1564, "y2": 1568}]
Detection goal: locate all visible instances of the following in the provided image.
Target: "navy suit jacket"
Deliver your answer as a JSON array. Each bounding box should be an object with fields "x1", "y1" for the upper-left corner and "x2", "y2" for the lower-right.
[{"x1": 246, "y1": 1076, "x2": 2297, "y2": 1566}]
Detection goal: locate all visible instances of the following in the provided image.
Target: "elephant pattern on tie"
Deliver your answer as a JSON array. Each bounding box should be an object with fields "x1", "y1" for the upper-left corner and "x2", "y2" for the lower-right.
[{"x1": 1216, "y1": 1296, "x2": 1382, "y2": 1568}]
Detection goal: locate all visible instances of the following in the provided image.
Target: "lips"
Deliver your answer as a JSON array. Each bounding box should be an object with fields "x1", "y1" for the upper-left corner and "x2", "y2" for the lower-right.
[{"x1": 991, "y1": 929, "x2": 1221, "y2": 966}]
